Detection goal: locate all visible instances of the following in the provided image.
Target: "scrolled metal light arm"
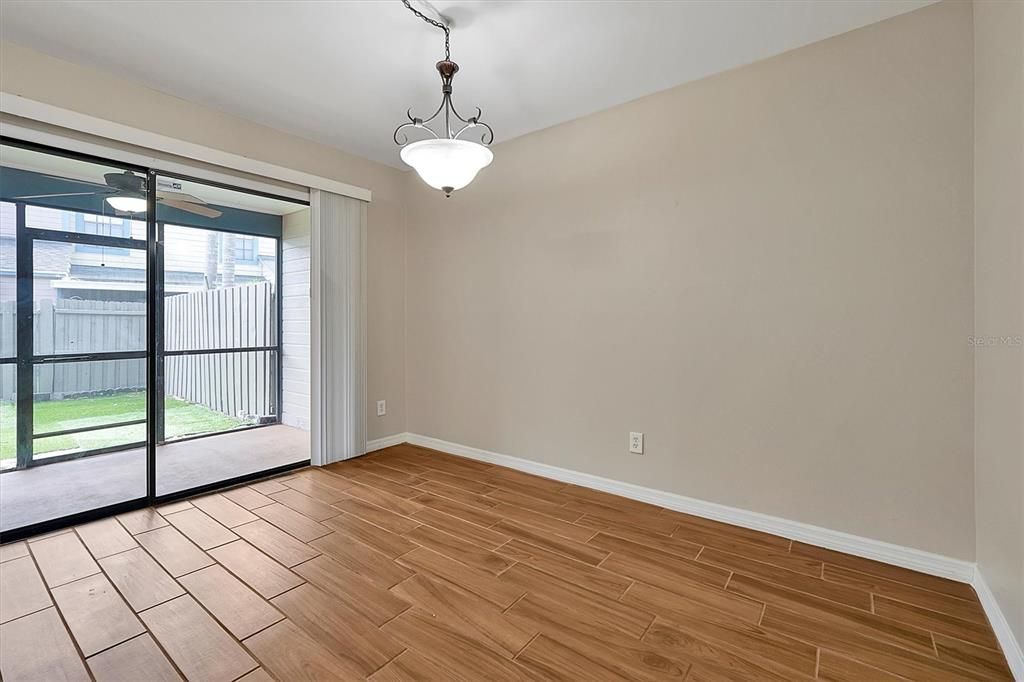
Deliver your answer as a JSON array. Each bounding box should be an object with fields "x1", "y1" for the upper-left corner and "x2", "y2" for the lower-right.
[{"x1": 393, "y1": 1, "x2": 494, "y2": 148}]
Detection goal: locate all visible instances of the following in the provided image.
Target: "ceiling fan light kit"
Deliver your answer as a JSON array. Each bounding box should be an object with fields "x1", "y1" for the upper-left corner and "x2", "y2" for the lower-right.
[
  {"x1": 13, "y1": 170, "x2": 222, "y2": 218},
  {"x1": 105, "y1": 195, "x2": 147, "y2": 213},
  {"x1": 393, "y1": 0, "x2": 494, "y2": 197}
]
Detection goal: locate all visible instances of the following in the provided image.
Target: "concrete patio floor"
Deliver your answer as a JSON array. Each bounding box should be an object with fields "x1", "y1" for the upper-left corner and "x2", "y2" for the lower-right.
[{"x1": 0, "y1": 424, "x2": 309, "y2": 532}]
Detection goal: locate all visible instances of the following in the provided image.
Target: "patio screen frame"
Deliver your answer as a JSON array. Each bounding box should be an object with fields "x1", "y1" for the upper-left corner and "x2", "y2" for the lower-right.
[{"x1": 0, "y1": 137, "x2": 308, "y2": 542}]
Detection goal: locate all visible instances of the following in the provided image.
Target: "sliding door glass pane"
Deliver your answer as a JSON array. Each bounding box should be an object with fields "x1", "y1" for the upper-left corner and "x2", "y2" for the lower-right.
[
  {"x1": 1, "y1": 142, "x2": 149, "y2": 535},
  {"x1": 156, "y1": 174, "x2": 304, "y2": 497}
]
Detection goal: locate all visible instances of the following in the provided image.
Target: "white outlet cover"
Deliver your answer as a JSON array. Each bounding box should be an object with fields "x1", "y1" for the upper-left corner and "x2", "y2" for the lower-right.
[
  {"x1": 629, "y1": 432, "x2": 644, "y2": 454},
  {"x1": 376, "y1": 400, "x2": 386, "y2": 417}
]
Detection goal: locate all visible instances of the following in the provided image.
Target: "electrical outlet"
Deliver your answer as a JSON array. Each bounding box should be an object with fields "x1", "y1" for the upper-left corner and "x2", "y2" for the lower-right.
[
  {"x1": 376, "y1": 400, "x2": 387, "y2": 417},
  {"x1": 629, "y1": 432, "x2": 644, "y2": 454}
]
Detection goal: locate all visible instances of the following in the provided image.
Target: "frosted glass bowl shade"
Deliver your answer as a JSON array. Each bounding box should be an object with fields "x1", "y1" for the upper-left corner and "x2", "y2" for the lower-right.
[
  {"x1": 105, "y1": 195, "x2": 147, "y2": 213},
  {"x1": 400, "y1": 139, "x2": 493, "y2": 195}
]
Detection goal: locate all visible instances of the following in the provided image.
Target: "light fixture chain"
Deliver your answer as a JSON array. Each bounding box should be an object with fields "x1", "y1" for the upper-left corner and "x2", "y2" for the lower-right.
[
  {"x1": 401, "y1": 0, "x2": 450, "y2": 60},
  {"x1": 393, "y1": 0, "x2": 494, "y2": 197}
]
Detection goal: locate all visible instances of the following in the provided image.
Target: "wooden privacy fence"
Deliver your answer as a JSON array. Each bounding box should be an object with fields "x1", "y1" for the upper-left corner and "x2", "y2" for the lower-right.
[
  {"x1": 0, "y1": 299, "x2": 146, "y2": 402},
  {"x1": 0, "y1": 282, "x2": 276, "y2": 420},
  {"x1": 164, "y1": 281, "x2": 277, "y2": 420}
]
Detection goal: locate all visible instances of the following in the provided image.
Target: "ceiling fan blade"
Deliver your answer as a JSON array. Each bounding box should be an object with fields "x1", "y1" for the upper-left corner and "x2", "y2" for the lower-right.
[
  {"x1": 159, "y1": 198, "x2": 222, "y2": 218},
  {"x1": 39, "y1": 174, "x2": 112, "y2": 189},
  {"x1": 13, "y1": 192, "x2": 100, "y2": 199},
  {"x1": 156, "y1": 190, "x2": 208, "y2": 204}
]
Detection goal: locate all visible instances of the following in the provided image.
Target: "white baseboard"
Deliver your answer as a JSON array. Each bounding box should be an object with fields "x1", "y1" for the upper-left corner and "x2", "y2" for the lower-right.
[
  {"x1": 389, "y1": 432, "x2": 974, "y2": 582},
  {"x1": 366, "y1": 433, "x2": 408, "y2": 452},
  {"x1": 972, "y1": 571, "x2": 1024, "y2": 681},
  {"x1": 374, "y1": 431, "x2": 1021, "y2": 676}
]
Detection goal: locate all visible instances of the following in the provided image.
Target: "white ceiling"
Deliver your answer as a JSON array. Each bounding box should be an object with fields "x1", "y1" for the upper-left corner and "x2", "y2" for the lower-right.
[{"x1": 1, "y1": 0, "x2": 935, "y2": 169}]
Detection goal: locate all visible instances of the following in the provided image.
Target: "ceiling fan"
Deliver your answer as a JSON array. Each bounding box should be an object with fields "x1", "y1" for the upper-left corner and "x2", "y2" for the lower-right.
[{"x1": 13, "y1": 170, "x2": 223, "y2": 218}]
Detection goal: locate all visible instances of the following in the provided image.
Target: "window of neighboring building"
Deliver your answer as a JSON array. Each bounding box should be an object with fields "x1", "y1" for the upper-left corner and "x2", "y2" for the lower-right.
[
  {"x1": 75, "y1": 213, "x2": 131, "y2": 255},
  {"x1": 228, "y1": 235, "x2": 258, "y2": 264}
]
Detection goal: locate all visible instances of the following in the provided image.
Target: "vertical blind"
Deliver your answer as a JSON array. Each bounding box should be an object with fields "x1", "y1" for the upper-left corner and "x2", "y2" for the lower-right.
[{"x1": 310, "y1": 189, "x2": 367, "y2": 464}]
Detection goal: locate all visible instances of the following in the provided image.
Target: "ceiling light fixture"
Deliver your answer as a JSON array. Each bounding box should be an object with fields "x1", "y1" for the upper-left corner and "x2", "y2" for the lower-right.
[
  {"x1": 394, "y1": 0, "x2": 494, "y2": 197},
  {"x1": 105, "y1": 195, "x2": 147, "y2": 213}
]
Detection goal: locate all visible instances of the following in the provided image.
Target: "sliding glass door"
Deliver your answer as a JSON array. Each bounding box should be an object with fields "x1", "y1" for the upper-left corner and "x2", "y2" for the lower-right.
[
  {"x1": 0, "y1": 140, "x2": 309, "y2": 540},
  {"x1": 155, "y1": 173, "x2": 300, "y2": 495}
]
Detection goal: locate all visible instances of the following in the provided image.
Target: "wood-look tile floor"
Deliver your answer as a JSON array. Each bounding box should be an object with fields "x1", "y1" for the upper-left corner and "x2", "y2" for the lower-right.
[{"x1": 0, "y1": 443, "x2": 1012, "y2": 681}]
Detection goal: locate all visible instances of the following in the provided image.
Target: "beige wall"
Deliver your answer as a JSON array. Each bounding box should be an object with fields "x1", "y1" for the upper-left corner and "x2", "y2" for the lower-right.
[
  {"x1": 0, "y1": 41, "x2": 407, "y2": 441},
  {"x1": 405, "y1": 1, "x2": 976, "y2": 559},
  {"x1": 974, "y1": 0, "x2": 1024, "y2": 646}
]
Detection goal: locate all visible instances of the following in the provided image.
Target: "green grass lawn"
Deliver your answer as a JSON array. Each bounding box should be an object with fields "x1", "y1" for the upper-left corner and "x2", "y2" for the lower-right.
[{"x1": 0, "y1": 392, "x2": 245, "y2": 467}]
